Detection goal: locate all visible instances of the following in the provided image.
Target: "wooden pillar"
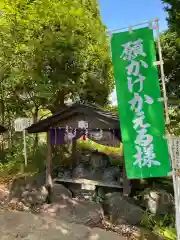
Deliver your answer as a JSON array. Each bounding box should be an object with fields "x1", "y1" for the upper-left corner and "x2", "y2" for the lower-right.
[
  {"x1": 123, "y1": 161, "x2": 131, "y2": 197},
  {"x1": 46, "y1": 130, "x2": 53, "y2": 187},
  {"x1": 72, "y1": 139, "x2": 77, "y2": 168}
]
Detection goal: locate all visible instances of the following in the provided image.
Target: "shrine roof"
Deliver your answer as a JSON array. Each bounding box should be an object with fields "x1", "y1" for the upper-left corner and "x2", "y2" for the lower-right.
[{"x1": 26, "y1": 103, "x2": 120, "y2": 133}]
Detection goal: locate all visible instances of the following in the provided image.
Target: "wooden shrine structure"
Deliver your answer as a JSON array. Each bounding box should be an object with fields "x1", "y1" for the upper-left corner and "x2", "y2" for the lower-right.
[{"x1": 27, "y1": 103, "x2": 131, "y2": 196}]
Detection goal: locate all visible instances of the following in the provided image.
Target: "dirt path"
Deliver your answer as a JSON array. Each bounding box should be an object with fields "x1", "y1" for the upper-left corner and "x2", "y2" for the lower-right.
[
  {"x1": 0, "y1": 180, "x2": 163, "y2": 240},
  {"x1": 0, "y1": 210, "x2": 126, "y2": 240}
]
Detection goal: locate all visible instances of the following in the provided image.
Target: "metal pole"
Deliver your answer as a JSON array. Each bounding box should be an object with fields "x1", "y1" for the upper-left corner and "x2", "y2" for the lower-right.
[
  {"x1": 155, "y1": 18, "x2": 180, "y2": 239},
  {"x1": 23, "y1": 129, "x2": 27, "y2": 166},
  {"x1": 155, "y1": 18, "x2": 170, "y2": 125},
  {"x1": 107, "y1": 18, "x2": 157, "y2": 34}
]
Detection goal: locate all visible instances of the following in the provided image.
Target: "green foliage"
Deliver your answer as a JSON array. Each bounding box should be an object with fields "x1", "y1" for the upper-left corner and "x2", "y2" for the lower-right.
[
  {"x1": 156, "y1": 227, "x2": 177, "y2": 240},
  {"x1": 52, "y1": 144, "x2": 73, "y2": 168},
  {"x1": 141, "y1": 211, "x2": 177, "y2": 240},
  {"x1": 160, "y1": 0, "x2": 180, "y2": 135},
  {"x1": 160, "y1": 31, "x2": 180, "y2": 100},
  {"x1": 161, "y1": 0, "x2": 180, "y2": 100},
  {"x1": 169, "y1": 106, "x2": 180, "y2": 135},
  {"x1": 0, "y1": 0, "x2": 113, "y2": 117},
  {"x1": 0, "y1": 0, "x2": 114, "y2": 179},
  {"x1": 141, "y1": 211, "x2": 156, "y2": 229},
  {"x1": 103, "y1": 105, "x2": 118, "y2": 116},
  {"x1": 0, "y1": 135, "x2": 46, "y2": 177},
  {"x1": 162, "y1": 0, "x2": 180, "y2": 34}
]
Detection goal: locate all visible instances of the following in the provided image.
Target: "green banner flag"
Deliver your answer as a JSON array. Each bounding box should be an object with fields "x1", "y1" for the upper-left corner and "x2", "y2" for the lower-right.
[{"x1": 111, "y1": 27, "x2": 171, "y2": 179}]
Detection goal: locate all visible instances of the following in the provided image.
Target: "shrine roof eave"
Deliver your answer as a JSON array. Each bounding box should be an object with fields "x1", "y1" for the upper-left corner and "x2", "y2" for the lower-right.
[{"x1": 26, "y1": 103, "x2": 120, "y2": 134}]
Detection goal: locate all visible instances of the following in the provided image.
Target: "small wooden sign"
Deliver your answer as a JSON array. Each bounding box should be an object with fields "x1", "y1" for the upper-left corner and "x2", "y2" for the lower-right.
[{"x1": 170, "y1": 136, "x2": 180, "y2": 169}]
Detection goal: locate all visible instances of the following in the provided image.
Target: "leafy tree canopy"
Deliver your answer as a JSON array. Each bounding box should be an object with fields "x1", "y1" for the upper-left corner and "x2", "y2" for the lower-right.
[
  {"x1": 160, "y1": 31, "x2": 180, "y2": 99},
  {"x1": 160, "y1": 0, "x2": 180, "y2": 101},
  {"x1": 162, "y1": 0, "x2": 180, "y2": 34},
  {"x1": 161, "y1": 0, "x2": 180, "y2": 134},
  {"x1": 0, "y1": 0, "x2": 113, "y2": 117}
]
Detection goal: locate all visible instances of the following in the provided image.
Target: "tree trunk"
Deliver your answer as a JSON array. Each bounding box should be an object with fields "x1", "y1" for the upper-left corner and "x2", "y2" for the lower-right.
[
  {"x1": 47, "y1": 90, "x2": 66, "y2": 113},
  {"x1": 0, "y1": 100, "x2": 5, "y2": 125}
]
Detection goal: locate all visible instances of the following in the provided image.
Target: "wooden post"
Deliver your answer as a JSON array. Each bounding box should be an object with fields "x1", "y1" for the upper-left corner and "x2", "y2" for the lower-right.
[
  {"x1": 46, "y1": 130, "x2": 53, "y2": 187},
  {"x1": 123, "y1": 161, "x2": 131, "y2": 197},
  {"x1": 72, "y1": 139, "x2": 77, "y2": 168}
]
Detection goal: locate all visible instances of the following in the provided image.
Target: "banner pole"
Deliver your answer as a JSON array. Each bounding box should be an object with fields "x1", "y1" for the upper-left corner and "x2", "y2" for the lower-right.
[
  {"x1": 108, "y1": 18, "x2": 157, "y2": 34},
  {"x1": 155, "y1": 18, "x2": 170, "y2": 125},
  {"x1": 155, "y1": 18, "x2": 180, "y2": 239}
]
